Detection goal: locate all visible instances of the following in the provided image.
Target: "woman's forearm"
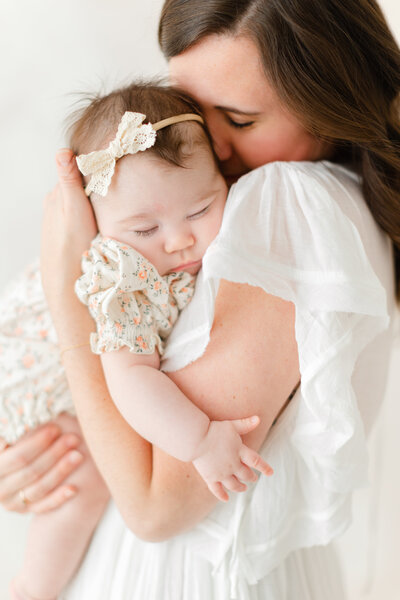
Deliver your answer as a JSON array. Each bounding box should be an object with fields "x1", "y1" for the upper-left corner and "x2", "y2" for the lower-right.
[
  {"x1": 58, "y1": 296, "x2": 219, "y2": 539},
  {"x1": 56, "y1": 298, "x2": 155, "y2": 527}
]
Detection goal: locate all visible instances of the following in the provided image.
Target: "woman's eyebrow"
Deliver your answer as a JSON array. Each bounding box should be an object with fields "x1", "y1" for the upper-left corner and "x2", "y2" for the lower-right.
[{"x1": 215, "y1": 105, "x2": 261, "y2": 116}]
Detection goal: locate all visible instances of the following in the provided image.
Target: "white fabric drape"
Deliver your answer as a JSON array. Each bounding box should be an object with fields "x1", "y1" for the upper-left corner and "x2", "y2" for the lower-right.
[{"x1": 65, "y1": 161, "x2": 395, "y2": 599}]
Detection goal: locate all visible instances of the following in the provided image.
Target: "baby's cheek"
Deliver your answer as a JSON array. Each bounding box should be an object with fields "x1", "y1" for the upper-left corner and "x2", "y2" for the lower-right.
[{"x1": 206, "y1": 212, "x2": 224, "y2": 246}]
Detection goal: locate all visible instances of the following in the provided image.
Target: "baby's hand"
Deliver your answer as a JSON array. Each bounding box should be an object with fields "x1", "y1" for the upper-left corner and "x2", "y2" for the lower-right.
[{"x1": 192, "y1": 416, "x2": 273, "y2": 502}]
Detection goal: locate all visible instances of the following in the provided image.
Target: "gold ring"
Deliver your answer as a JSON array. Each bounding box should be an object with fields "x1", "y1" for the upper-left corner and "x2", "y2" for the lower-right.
[{"x1": 18, "y1": 489, "x2": 30, "y2": 505}]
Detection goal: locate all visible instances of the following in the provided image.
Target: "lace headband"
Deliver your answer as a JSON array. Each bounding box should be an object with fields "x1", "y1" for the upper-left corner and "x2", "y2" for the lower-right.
[{"x1": 76, "y1": 111, "x2": 205, "y2": 197}]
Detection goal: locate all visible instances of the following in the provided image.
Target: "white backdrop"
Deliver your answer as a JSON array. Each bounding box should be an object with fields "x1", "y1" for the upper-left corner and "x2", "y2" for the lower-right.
[{"x1": 0, "y1": 1, "x2": 399, "y2": 598}]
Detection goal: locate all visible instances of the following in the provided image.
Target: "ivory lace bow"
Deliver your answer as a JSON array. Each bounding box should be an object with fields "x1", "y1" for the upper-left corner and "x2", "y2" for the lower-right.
[
  {"x1": 76, "y1": 111, "x2": 204, "y2": 197},
  {"x1": 76, "y1": 112, "x2": 156, "y2": 197}
]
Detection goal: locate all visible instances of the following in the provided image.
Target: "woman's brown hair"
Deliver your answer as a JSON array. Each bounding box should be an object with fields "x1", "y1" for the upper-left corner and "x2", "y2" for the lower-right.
[{"x1": 159, "y1": 0, "x2": 400, "y2": 301}]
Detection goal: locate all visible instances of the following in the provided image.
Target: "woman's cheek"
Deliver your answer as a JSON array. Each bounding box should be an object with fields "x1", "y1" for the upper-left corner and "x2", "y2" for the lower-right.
[{"x1": 240, "y1": 137, "x2": 277, "y2": 168}]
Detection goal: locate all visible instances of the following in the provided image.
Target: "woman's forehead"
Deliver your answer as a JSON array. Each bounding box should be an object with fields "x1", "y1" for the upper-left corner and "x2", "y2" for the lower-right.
[{"x1": 169, "y1": 34, "x2": 273, "y2": 111}]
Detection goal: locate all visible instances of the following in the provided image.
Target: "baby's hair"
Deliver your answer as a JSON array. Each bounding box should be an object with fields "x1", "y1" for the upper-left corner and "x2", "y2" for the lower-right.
[{"x1": 67, "y1": 79, "x2": 216, "y2": 168}]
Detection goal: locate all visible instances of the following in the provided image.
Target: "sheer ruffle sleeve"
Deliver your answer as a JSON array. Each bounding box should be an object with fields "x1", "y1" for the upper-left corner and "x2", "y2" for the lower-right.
[
  {"x1": 161, "y1": 161, "x2": 392, "y2": 597},
  {"x1": 75, "y1": 235, "x2": 195, "y2": 355}
]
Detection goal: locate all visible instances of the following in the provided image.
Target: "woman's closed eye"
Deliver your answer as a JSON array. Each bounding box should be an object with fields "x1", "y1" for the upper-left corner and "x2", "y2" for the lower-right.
[{"x1": 226, "y1": 116, "x2": 255, "y2": 129}]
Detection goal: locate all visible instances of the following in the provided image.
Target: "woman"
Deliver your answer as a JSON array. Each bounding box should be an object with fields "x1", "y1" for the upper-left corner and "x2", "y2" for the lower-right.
[{"x1": 1, "y1": 1, "x2": 399, "y2": 598}]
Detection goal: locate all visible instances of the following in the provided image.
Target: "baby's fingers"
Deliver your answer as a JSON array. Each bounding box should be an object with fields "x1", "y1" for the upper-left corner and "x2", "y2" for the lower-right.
[
  {"x1": 234, "y1": 462, "x2": 258, "y2": 483},
  {"x1": 208, "y1": 481, "x2": 229, "y2": 503},
  {"x1": 230, "y1": 415, "x2": 260, "y2": 435},
  {"x1": 221, "y1": 475, "x2": 247, "y2": 494},
  {"x1": 240, "y1": 446, "x2": 274, "y2": 477},
  {"x1": 208, "y1": 477, "x2": 247, "y2": 502}
]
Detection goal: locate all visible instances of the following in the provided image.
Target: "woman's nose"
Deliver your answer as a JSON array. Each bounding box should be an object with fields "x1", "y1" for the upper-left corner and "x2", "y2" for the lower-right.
[
  {"x1": 164, "y1": 229, "x2": 195, "y2": 254},
  {"x1": 213, "y1": 135, "x2": 232, "y2": 162},
  {"x1": 206, "y1": 114, "x2": 232, "y2": 162}
]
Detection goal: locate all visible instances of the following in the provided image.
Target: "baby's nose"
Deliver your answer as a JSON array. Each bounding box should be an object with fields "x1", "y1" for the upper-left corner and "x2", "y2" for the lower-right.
[{"x1": 164, "y1": 230, "x2": 195, "y2": 254}]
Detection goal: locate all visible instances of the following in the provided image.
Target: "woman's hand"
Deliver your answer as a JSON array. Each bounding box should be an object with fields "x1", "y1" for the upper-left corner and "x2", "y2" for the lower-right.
[
  {"x1": 0, "y1": 425, "x2": 83, "y2": 514},
  {"x1": 41, "y1": 149, "x2": 97, "y2": 333}
]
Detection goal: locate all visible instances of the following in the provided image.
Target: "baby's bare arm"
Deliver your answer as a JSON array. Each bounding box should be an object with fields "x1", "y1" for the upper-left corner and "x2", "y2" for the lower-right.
[
  {"x1": 101, "y1": 349, "x2": 210, "y2": 462},
  {"x1": 101, "y1": 349, "x2": 272, "y2": 502}
]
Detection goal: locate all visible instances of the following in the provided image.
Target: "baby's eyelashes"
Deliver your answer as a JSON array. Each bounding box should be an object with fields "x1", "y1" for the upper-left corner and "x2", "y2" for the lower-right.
[
  {"x1": 131, "y1": 226, "x2": 158, "y2": 237},
  {"x1": 187, "y1": 203, "x2": 211, "y2": 220}
]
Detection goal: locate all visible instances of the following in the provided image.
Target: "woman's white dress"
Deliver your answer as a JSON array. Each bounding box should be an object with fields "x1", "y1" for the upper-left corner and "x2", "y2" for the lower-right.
[{"x1": 59, "y1": 160, "x2": 394, "y2": 599}]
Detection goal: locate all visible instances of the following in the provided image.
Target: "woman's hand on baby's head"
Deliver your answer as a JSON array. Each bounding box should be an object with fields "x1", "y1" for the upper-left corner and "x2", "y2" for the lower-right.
[
  {"x1": 41, "y1": 149, "x2": 97, "y2": 317},
  {"x1": 192, "y1": 416, "x2": 273, "y2": 503},
  {"x1": 0, "y1": 425, "x2": 82, "y2": 514}
]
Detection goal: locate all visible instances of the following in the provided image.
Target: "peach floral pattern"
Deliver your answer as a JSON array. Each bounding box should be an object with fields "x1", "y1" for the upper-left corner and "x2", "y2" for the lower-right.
[
  {"x1": 75, "y1": 235, "x2": 196, "y2": 356},
  {"x1": 0, "y1": 261, "x2": 74, "y2": 444}
]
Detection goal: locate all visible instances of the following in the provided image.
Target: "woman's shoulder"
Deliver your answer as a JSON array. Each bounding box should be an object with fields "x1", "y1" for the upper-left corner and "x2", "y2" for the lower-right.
[
  {"x1": 204, "y1": 159, "x2": 389, "y2": 315},
  {"x1": 231, "y1": 159, "x2": 361, "y2": 205},
  {"x1": 216, "y1": 159, "x2": 363, "y2": 254},
  {"x1": 237, "y1": 158, "x2": 358, "y2": 180},
  {"x1": 221, "y1": 159, "x2": 366, "y2": 250}
]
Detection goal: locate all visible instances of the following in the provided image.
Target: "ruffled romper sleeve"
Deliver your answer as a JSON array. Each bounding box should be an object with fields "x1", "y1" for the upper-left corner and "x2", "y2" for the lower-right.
[
  {"x1": 75, "y1": 235, "x2": 195, "y2": 356},
  {"x1": 161, "y1": 161, "x2": 394, "y2": 598},
  {"x1": 0, "y1": 262, "x2": 74, "y2": 444}
]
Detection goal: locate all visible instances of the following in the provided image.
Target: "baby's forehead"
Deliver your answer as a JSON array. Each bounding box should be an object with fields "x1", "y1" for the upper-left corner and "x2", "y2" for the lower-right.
[{"x1": 93, "y1": 147, "x2": 222, "y2": 213}]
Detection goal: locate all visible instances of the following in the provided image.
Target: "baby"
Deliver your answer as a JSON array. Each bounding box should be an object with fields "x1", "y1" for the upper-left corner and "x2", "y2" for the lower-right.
[
  {"x1": 74, "y1": 82, "x2": 274, "y2": 496},
  {"x1": 2, "y1": 82, "x2": 272, "y2": 600}
]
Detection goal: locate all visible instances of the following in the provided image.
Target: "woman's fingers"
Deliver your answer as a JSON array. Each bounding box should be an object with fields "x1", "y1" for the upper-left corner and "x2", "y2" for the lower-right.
[
  {"x1": 240, "y1": 445, "x2": 274, "y2": 477},
  {"x1": 1, "y1": 449, "x2": 83, "y2": 512},
  {"x1": 55, "y1": 149, "x2": 83, "y2": 189},
  {"x1": 0, "y1": 424, "x2": 85, "y2": 514},
  {"x1": 18, "y1": 449, "x2": 83, "y2": 503},
  {"x1": 0, "y1": 425, "x2": 61, "y2": 478},
  {"x1": 28, "y1": 485, "x2": 78, "y2": 514},
  {"x1": 55, "y1": 148, "x2": 96, "y2": 233},
  {"x1": 3, "y1": 483, "x2": 77, "y2": 515},
  {"x1": 0, "y1": 433, "x2": 81, "y2": 503}
]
